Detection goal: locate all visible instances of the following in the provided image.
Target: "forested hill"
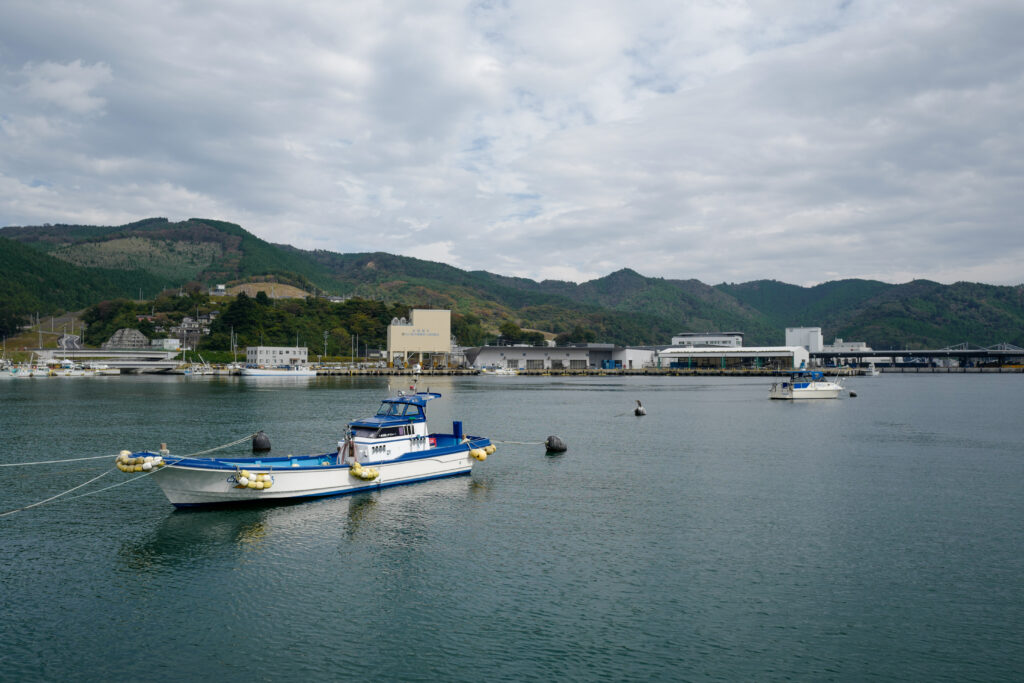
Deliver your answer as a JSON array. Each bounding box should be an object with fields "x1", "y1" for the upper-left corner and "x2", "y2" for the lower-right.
[
  {"x1": 0, "y1": 236, "x2": 172, "y2": 335},
  {"x1": 718, "y1": 279, "x2": 1024, "y2": 348},
  {"x1": 2, "y1": 218, "x2": 1023, "y2": 348}
]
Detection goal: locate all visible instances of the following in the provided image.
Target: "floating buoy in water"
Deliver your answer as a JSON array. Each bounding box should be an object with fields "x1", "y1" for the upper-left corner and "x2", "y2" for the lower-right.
[
  {"x1": 545, "y1": 435, "x2": 568, "y2": 453},
  {"x1": 849, "y1": 391, "x2": 858, "y2": 398},
  {"x1": 252, "y1": 431, "x2": 271, "y2": 453},
  {"x1": 634, "y1": 400, "x2": 646, "y2": 416}
]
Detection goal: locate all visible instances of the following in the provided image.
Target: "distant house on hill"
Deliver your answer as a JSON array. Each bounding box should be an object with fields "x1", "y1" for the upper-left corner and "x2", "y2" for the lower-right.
[{"x1": 102, "y1": 328, "x2": 150, "y2": 349}]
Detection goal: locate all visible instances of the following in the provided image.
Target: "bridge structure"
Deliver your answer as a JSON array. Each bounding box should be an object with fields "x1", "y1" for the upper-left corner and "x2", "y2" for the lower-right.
[
  {"x1": 29, "y1": 348, "x2": 182, "y2": 373},
  {"x1": 812, "y1": 343, "x2": 1024, "y2": 367}
]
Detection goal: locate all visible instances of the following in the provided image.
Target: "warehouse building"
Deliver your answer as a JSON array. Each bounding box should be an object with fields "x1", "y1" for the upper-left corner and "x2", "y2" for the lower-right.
[{"x1": 657, "y1": 345, "x2": 809, "y2": 371}]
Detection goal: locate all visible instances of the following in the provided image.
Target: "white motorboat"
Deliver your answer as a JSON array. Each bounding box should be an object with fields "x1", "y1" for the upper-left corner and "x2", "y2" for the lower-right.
[
  {"x1": 117, "y1": 391, "x2": 493, "y2": 507},
  {"x1": 769, "y1": 370, "x2": 844, "y2": 399}
]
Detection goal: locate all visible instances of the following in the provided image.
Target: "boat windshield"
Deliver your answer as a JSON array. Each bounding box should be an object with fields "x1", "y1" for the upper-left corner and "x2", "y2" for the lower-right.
[{"x1": 375, "y1": 402, "x2": 423, "y2": 418}]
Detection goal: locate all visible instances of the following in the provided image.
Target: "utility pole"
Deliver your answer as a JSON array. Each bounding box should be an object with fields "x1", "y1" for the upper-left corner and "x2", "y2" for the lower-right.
[{"x1": 323, "y1": 330, "x2": 328, "y2": 359}]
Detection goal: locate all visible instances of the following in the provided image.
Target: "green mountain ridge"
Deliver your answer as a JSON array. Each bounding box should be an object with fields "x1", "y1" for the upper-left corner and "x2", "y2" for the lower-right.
[{"x1": 2, "y1": 218, "x2": 1022, "y2": 348}]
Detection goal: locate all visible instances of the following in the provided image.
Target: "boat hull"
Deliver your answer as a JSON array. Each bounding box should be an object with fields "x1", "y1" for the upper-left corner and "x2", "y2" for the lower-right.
[
  {"x1": 240, "y1": 368, "x2": 317, "y2": 377},
  {"x1": 769, "y1": 383, "x2": 842, "y2": 399},
  {"x1": 148, "y1": 442, "x2": 487, "y2": 507}
]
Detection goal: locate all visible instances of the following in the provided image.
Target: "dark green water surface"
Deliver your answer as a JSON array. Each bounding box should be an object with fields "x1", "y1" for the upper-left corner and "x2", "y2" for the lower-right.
[{"x1": 1, "y1": 374, "x2": 1022, "y2": 681}]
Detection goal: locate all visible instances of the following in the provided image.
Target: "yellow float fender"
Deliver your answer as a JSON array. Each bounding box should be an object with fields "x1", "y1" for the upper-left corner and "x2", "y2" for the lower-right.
[{"x1": 350, "y1": 462, "x2": 379, "y2": 481}]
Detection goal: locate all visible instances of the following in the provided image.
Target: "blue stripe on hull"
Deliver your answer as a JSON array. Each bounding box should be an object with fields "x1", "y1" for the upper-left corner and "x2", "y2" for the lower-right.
[{"x1": 170, "y1": 468, "x2": 473, "y2": 509}]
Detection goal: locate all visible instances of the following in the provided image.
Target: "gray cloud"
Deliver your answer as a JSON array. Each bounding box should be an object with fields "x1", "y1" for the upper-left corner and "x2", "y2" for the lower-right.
[{"x1": 1, "y1": 0, "x2": 1021, "y2": 286}]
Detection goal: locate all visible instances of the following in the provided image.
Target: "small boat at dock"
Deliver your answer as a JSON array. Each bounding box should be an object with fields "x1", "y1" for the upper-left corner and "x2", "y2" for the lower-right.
[
  {"x1": 119, "y1": 391, "x2": 493, "y2": 507},
  {"x1": 769, "y1": 370, "x2": 844, "y2": 399},
  {"x1": 240, "y1": 364, "x2": 317, "y2": 377},
  {"x1": 481, "y1": 367, "x2": 518, "y2": 375}
]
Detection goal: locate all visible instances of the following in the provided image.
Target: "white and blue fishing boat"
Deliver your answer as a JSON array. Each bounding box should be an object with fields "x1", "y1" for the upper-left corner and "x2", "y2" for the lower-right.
[
  {"x1": 769, "y1": 370, "x2": 844, "y2": 399},
  {"x1": 119, "y1": 391, "x2": 493, "y2": 507}
]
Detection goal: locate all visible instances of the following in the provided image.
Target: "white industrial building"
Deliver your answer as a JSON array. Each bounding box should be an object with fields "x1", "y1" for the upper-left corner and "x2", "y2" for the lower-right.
[
  {"x1": 246, "y1": 346, "x2": 308, "y2": 366},
  {"x1": 785, "y1": 327, "x2": 824, "y2": 353},
  {"x1": 658, "y1": 345, "x2": 809, "y2": 371},
  {"x1": 467, "y1": 345, "x2": 593, "y2": 371},
  {"x1": 465, "y1": 339, "x2": 806, "y2": 372},
  {"x1": 823, "y1": 338, "x2": 893, "y2": 366},
  {"x1": 671, "y1": 332, "x2": 744, "y2": 348},
  {"x1": 151, "y1": 338, "x2": 181, "y2": 351}
]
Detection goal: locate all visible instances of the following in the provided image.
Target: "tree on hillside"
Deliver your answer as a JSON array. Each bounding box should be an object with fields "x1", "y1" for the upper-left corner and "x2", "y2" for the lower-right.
[
  {"x1": 555, "y1": 324, "x2": 596, "y2": 345},
  {"x1": 0, "y1": 307, "x2": 27, "y2": 338},
  {"x1": 81, "y1": 299, "x2": 143, "y2": 346},
  {"x1": 498, "y1": 320, "x2": 522, "y2": 340},
  {"x1": 452, "y1": 313, "x2": 487, "y2": 346},
  {"x1": 497, "y1": 319, "x2": 544, "y2": 345}
]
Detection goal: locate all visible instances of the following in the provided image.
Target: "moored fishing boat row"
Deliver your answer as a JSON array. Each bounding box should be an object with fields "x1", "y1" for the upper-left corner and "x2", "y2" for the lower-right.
[{"x1": 0, "y1": 357, "x2": 119, "y2": 378}]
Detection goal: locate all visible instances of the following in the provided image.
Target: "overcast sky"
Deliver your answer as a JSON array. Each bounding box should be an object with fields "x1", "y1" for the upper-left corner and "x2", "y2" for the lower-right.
[{"x1": 1, "y1": 1, "x2": 1021, "y2": 286}]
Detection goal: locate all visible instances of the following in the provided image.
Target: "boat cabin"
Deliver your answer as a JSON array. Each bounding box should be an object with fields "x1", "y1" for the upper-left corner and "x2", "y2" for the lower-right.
[{"x1": 347, "y1": 392, "x2": 442, "y2": 460}]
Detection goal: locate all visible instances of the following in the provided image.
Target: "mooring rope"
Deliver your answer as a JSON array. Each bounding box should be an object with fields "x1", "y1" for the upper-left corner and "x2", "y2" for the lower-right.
[
  {"x1": 0, "y1": 453, "x2": 125, "y2": 467},
  {"x1": 0, "y1": 432, "x2": 257, "y2": 518},
  {"x1": 60, "y1": 457, "x2": 188, "y2": 504},
  {"x1": 181, "y1": 432, "x2": 259, "y2": 457},
  {"x1": 490, "y1": 439, "x2": 546, "y2": 446},
  {"x1": 0, "y1": 432, "x2": 259, "y2": 468},
  {"x1": 0, "y1": 470, "x2": 113, "y2": 518}
]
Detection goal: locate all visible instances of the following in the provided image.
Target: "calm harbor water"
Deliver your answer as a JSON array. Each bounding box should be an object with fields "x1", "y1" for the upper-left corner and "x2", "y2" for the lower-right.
[{"x1": 1, "y1": 374, "x2": 1022, "y2": 681}]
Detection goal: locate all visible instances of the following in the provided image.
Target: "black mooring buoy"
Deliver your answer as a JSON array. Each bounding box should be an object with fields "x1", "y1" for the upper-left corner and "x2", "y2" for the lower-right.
[
  {"x1": 849, "y1": 391, "x2": 858, "y2": 398},
  {"x1": 252, "y1": 430, "x2": 272, "y2": 452},
  {"x1": 545, "y1": 435, "x2": 568, "y2": 453},
  {"x1": 634, "y1": 400, "x2": 646, "y2": 416}
]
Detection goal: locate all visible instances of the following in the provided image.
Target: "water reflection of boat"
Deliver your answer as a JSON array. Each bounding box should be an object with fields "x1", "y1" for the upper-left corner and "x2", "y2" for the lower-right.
[
  {"x1": 117, "y1": 508, "x2": 274, "y2": 570},
  {"x1": 118, "y1": 476, "x2": 481, "y2": 569},
  {"x1": 121, "y1": 391, "x2": 493, "y2": 507}
]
